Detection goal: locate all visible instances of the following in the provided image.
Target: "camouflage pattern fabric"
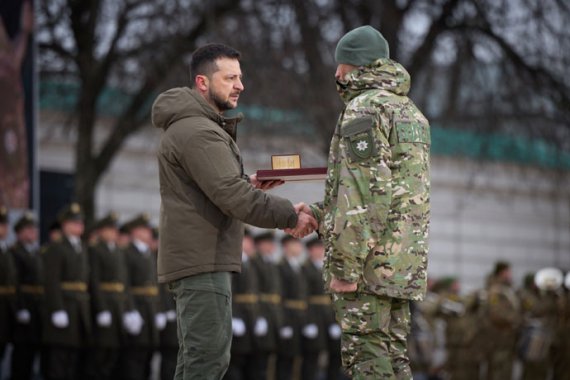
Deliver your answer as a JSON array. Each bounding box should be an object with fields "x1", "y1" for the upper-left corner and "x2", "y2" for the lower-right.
[
  {"x1": 332, "y1": 293, "x2": 411, "y2": 379},
  {"x1": 310, "y1": 58, "x2": 430, "y2": 301}
]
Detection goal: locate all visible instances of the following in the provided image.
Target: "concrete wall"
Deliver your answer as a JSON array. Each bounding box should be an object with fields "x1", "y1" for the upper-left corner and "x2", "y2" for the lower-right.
[{"x1": 39, "y1": 117, "x2": 570, "y2": 293}]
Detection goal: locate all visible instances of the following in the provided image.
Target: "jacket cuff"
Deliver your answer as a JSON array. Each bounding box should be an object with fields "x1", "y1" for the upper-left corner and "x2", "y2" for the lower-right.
[{"x1": 285, "y1": 211, "x2": 299, "y2": 229}]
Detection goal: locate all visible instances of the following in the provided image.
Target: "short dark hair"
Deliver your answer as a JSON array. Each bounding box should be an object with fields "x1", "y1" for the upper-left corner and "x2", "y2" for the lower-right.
[{"x1": 189, "y1": 43, "x2": 241, "y2": 87}]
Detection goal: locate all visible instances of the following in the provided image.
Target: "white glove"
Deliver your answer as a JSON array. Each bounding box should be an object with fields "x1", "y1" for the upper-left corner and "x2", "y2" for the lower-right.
[
  {"x1": 123, "y1": 310, "x2": 144, "y2": 335},
  {"x1": 16, "y1": 309, "x2": 31, "y2": 324},
  {"x1": 155, "y1": 313, "x2": 167, "y2": 331},
  {"x1": 165, "y1": 309, "x2": 176, "y2": 322},
  {"x1": 254, "y1": 317, "x2": 268, "y2": 337},
  {"x1": 280, "y1": 326, "x2": 294, "y2": 339},
  {"x1": 96, "y1": 310, "x2": 112, "y2": 327},
  {"x1": 302, "y1": 323, "x2": 318, "y2": 339},
  {"x1": 328, "y1": 323, "x2": 341, "y2": 339},
  {"x1": 52, "y1": 310, "x2": 69, "y2": 328},
  {"x1": 232, "y1": 318, "x2": 246, "y2": 337}
]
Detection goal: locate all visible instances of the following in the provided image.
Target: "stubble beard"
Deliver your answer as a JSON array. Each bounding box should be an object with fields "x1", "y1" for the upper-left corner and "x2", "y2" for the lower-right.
[{"x1": 208, "y1": 88, "x2": 236, "y2": 112}]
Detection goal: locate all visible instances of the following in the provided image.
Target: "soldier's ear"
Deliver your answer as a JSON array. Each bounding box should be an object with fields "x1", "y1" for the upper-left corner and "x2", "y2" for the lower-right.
[{"x1": 195, "y1": 75, "x2": 209, "y2": 92}]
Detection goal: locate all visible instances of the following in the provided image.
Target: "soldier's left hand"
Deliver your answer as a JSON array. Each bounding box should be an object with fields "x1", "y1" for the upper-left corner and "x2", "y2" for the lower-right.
[{"x1": 329, "y1": 277, "x2": 357, "y2": 293}]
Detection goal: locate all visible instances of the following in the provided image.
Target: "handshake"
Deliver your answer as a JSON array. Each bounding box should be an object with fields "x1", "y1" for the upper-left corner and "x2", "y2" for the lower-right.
[
  {"x1": 249, "y1": 174, "x2": 317, "y2": 238},
  {"x1": 285, "y1": 202, "x2": 318, "y2": 238}
]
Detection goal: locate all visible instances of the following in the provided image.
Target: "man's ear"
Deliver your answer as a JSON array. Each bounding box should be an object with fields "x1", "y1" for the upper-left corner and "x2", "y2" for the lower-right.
[{"x1": 195, "y1": 75, "x2": 209, "y2": 92}]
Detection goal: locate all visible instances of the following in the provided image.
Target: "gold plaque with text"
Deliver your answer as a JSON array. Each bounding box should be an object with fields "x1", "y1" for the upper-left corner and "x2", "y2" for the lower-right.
[{"x1": 271, "y1": 154, "x2": 301, "y2": 170}]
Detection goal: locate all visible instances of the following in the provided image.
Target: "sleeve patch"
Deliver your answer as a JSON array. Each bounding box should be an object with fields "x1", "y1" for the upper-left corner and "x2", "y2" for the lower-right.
[
  {"x1": 395, "y1": 119, "x2": 430, "y2": 145},
  {"x1": 340, "y1": 117, "x2": 377, "y2": 162}
]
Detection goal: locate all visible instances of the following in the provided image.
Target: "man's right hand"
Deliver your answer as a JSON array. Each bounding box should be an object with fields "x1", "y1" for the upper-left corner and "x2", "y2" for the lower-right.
[{"x1": 285, "y1": 203, "x2": 317, "y2": 238}]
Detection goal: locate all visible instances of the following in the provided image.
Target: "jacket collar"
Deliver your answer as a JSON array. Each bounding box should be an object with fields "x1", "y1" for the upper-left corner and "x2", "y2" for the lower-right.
[{"x1": 189, "y1": 89, "x2": 244, "y2": 141}]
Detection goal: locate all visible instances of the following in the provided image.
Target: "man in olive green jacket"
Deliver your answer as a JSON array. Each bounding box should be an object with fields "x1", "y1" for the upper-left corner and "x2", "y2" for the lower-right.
[{"x1": 152, "y1": 43, "x2": 315, "y2": 380}]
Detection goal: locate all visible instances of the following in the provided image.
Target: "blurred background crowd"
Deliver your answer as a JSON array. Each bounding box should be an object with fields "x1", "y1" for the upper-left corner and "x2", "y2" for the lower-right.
[{"x1": 1, "y1": 204, "x2": 569, "y2": 380}]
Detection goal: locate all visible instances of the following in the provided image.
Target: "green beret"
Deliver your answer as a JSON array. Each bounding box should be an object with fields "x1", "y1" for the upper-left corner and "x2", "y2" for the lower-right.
[
  {"x1": 335, "y1": 25, "x2": 390, "y2": 66},
  {"x1": 14, "y1": 211, "x2": 37, "y2": 233}
]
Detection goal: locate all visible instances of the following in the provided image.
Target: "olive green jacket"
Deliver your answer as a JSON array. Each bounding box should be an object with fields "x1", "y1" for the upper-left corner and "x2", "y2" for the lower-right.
[{"x1": 152, "y1": 88, "x2": 298, "y2": 283}]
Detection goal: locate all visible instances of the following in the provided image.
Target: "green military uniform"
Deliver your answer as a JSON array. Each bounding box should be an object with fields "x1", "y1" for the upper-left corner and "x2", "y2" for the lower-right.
[
  {"x1": 553, "y1": 287, "x2": 570, "y2": 379},
  {"x1": 123, "y1": 230, "x2": 160, "y2": 380},
  {"x1": 302, "y1": 253, "x2": 345, "y2": 380},
  {"x1": 42, "y1": 204, "x2": 91, "y2": 380},
  {"x1": 10, "y1": 212, "x2": 44, "y2": 380},
  {"x1": 485, "y1": 278, "x2": 521, "y2": 380},
  {"x1": 159, "y1": 283, "x2": 178, "y2": 380},
  {"x1": 276, "y1": 254, "x2": 308, "y2": 380},
  {"x1": 518, "y1": 285, "x2": 560, "y2": 380},
  {"x1": 87, "y1": 213, "x2": 130, "y2": 380},
  {"x1": 0, "y1": 207, "x2": 17, "y2": 378},
  {"x1": 225, "y1": 254, "x2": 260, "y2": 380},
  {"x1": 250, "y1": 250, "x2": 284, "y2": 379},
  {"x1": 439, "y1": 292, "x2": 482, "y2": 380},
  {"x1": 310, "y1": 26, "x2": 430, "y2": 379}
]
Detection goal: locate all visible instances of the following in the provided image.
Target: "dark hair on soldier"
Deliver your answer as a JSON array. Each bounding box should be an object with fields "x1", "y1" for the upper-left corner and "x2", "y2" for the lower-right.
[{"x1": 189, "y1": 44, "x2": 241, "y2": 88}]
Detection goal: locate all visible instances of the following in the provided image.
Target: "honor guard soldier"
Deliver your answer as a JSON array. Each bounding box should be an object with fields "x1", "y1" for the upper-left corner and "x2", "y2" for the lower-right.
[
  {"x1": 225, "y1": 229, "x2": 260, "y2": 380},
  {"x1": 10, "y1": 212, "x2": 43, "y2": 380},
  {"x1": 302, "y1": 237, "x2": 345, "y2": 380},
  {"x1": 553, "y1": 272, "x2": 570, "y2": 380},
  {"x1": 42, "y1": 203, "x2": 91, "y2": 380},
  {"x1": 0, "y1": 206, "x2": 17, "y2": 379},
  {"x1": 122, "y1": 213, "x2": 160, "y2": 380},
  {"x1": 250, "y1": 231, "x2": 283, "y2": 380},
  {"x1": 276, "y1": 235, "x2": 309, "y2": 380},
  {"x1": 86, "y1": 212, "x2": 130, "y2": 380}
]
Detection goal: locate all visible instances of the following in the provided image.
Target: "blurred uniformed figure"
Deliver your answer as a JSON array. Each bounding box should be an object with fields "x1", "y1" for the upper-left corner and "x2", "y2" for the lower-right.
[
  {"x1": 518, "y1": 268, "x2": 563, "y2": 380},
  {"x1": 485, "y1": 261, "x2": 521, "y2": 380},
  {"x1": 225, "y1": 229, "x2": 260, "y2": 380},
  {"x1": 153, "y1": 227, "x2": 178, "y2": 380},
  {"x1": 10, "y1": 212, "x2": 43, "y2": 380},
  {"x1": 121, "y1": 213, "x2": 160, "y2": 380},
  {"x1": 0, "y1": 206, "x2": 17, "y2": 379},
  {"x1": 553, "y1": 272, "x2": 570, "y2": 380},
  {"x1": 86, "y1": 212, "x2": 129, "y2": 380},
  {"x1": 41, "y1": 203, "x2": 91, "y2": 380},
  {"x1": 250, "y1": 231, "x2": 283, "y2": 380},
  {"x1": 436, "y1": 278, "x2": 482, "y2": 380},
  {"x1": 47, "y1": 220, "x2": 62, "y2": 244},
  {"x1": 276, "y1": 235, "x2": 308, "y2": 380},
  {"x1": 302, "y1": 237, "x2": 346, "y2": 380}
]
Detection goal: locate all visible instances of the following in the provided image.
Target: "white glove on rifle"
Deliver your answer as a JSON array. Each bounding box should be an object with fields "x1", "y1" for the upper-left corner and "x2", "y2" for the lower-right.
[
  {"x1": 52, "y1": 310, "x2": 69, "y2": 328},
  {"x1": 96, "y1": 310, "x2": 112, "y2": 327},
  {"x1": 254, "y1": 317, "x2": 268, "y2": 337},
  {"x1": 232, "y1": 318, "x2": 246, "y2": 337},
  {"x1": 16, "y1": 309, "x2": 31, "y2": 324},
  {"x1": 302, "y1": 323, "x2": 318, "y2": 339}
]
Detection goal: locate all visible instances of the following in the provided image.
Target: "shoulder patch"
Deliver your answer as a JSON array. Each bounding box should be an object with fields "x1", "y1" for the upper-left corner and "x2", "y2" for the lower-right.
[
  {"x1": 395, "y1": 119, "x2": 430, "y2": 145},
  {"x1": 340, "y1": 117, "x2": 377, "y2": 162}
]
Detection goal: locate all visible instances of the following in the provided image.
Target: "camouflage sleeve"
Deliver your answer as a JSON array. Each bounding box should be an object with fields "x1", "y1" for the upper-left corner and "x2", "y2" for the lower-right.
[
  {"x1": 330, "y1": 112, "x2": 392, "y2": 283},
  {"x1": 309, "y1": 202, "x2": 324, "y2": 228}
]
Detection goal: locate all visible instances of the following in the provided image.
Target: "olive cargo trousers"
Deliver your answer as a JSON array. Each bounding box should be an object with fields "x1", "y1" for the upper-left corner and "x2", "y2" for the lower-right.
[
  {"x1": 332, "y1": 293, "x2": 412, "y2": 380},
  {"x1": 169, "y1": 272, "x2": 232, "y2": 380}
]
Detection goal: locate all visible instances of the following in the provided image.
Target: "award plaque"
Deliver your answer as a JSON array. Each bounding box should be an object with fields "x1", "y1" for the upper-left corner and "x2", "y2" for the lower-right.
[{"x1": 256, "y1": 154, "x2": 327, "y2": 181}]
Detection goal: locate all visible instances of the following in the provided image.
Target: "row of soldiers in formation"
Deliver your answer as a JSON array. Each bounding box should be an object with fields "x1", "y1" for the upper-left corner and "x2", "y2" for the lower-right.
[
  {"x1": 0, "y1": 204, "x2": 348, "y2": 380},
  {"x1": 409, "y1": 262, "x2": 570, "y2": 380}
]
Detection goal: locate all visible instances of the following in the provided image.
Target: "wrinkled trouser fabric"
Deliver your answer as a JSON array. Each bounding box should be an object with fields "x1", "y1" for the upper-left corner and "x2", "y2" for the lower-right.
[
  {"x1": 332, "y1": 293, "x2": 411, "y2": 380},
  {"x1": 170, "y1": 272, "x2": 232, "y2": 380}
]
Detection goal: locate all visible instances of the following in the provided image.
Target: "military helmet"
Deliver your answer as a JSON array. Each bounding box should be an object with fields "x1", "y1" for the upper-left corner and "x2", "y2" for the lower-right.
[
  {"x1": 534, "y1": 267, "x2": 564, "y2": 291},
  {"x1": 14, "y1": 211, "x2": 37, "y2": 233}
]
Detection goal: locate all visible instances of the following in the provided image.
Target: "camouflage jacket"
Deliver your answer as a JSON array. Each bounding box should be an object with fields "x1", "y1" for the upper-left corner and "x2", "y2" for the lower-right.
[{"x1": 310, "y1": 58, "x2": 430, "y2": 301}]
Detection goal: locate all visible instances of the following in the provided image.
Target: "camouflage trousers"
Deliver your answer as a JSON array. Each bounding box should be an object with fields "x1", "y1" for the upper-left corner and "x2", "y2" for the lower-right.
[{"x1": 332, "y1": 293, "x2": 412, "y2": 380}]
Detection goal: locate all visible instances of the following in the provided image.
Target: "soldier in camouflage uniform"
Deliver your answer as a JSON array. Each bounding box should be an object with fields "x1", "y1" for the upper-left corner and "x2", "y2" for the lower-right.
[
  {"x1": 485, "y1": 262, "x2": 521, "y2": 380},
  {"x1": 303, "y1": 25, "x2": 431, "y2": 379},
  {"x1": 0, "y1": 206, "x2": 17, "y2": 380}
]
